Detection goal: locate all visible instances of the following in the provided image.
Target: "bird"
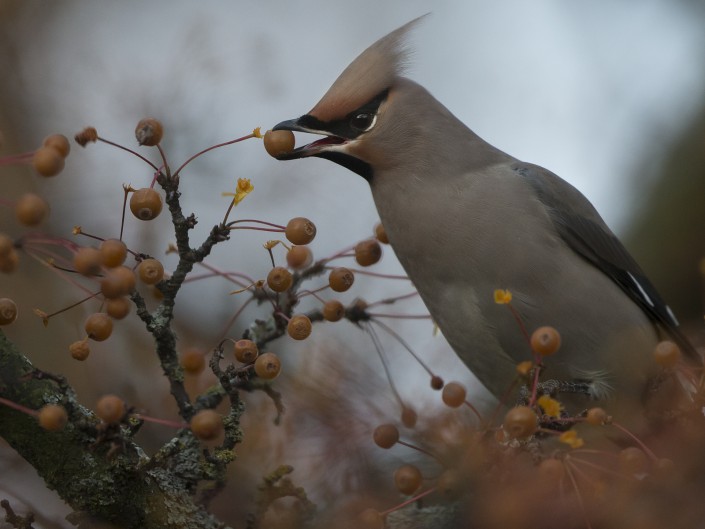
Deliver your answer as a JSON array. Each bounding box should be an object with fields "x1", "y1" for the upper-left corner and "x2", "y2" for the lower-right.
[{"x1": 272, "y1": 17, "x2": 699, "y2": 414}]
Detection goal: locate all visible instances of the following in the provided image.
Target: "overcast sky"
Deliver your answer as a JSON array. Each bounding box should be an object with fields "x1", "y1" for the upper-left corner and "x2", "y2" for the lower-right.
[{"x1": 6, "y1": 0, "x2": 701, "y2": 228}]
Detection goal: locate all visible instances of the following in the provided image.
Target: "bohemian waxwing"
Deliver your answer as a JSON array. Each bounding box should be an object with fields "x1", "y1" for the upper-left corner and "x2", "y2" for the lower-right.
[{"x1": 273, "y1": 18, "x2": 698, "y2": 411}]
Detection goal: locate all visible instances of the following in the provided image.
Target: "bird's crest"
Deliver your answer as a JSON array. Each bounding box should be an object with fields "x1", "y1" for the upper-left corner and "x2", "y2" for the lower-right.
[{"x1": 309, "y1": 15, "x2": 426, "y2": 122}]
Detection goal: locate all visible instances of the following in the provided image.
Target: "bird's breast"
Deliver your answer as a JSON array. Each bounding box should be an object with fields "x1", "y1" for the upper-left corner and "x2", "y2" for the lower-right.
[{"x1": 369, "y1": 163, "x2": 657, "y2": 401}]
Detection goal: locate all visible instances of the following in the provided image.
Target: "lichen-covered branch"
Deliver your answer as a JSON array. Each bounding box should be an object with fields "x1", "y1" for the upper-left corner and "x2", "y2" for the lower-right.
[{"x1": 0, "y1": 330, "x2": 234, "y2": 529}]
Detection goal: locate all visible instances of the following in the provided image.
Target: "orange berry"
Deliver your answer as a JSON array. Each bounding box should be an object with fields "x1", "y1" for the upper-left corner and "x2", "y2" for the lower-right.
[
  {"x1": 42, "y1": 134, "x2": 71, "y2": 158},
  {"x1": 73, "y1": 246, "x2": 103, "y2": 277},
  {"x1": 285, "y1": 217, "x2": 316, "y2": 245},
  {"x1": 85, "y1": 312, "x2": 113, "y2": 341},
  {"x1": 69, "y1": 339, "x2": 90, "y2": 361},
  {"x1": 441, "y1": 382, "x2": 467, "y2": 408},
  {"x1": 73, "y1": 247, "x2": 103, "y2": 276},
  {"x1": 328, "y1": 267, "x2": 355, "y2": 292},
  {"x1": 38, "y1": 404, "x2": 68, "y2": 431},
  {"x1": 401, "y1": 405, "x2": 417, "y2": 428},
  {"x1": 137, "y1": 258, "x2": 164, "y2": 285},
  {"x1": 254, "y1": 352, "x2": 281, "y2": 379},
  {"x1": 286, "y1": 245, "x2": 313, "y2": 270},
  {"x1": 394, "y1": 464, "x2": 423, "y2": 495},
  {"x1": 585, "y1": 407, "x2": 609, "y2": 426},
  {"x1": 267, "y1": 266, "x2": 292, "y2": 292},
  {"x1": 430, "y1": 375, "x2": 444, "y2": 390},
  {"x1": 530, "y1": 326, "x2": 561, "y2": 356},
  {"x1": 619, "y1": 447, "x2": 648, "y2": 475},
  {"x1": 100, "y1": 238, "x2": 128, "y2": 268},
  {"x1": 287, "y1": 314, "x2": 312, "y2": 340},
  {"x1": 101, "y1": 266, "x2": 136, "y2": 298},
  {"x1": 436, "y1": 469, "x2": 462, "y2": 499},
  {"x1": 233, "y1": 339, "x2": 259, "y2": 364},
  {"x1": 190, "y1": 409, "x2": 223, "y2": 441},
  {"x1": 0, "y1": 234, "x2": 13, "y2": 256},
  {"x1": 358, "y1": 508, "x2": 384, "y2": 529},
  {"x1": 32, "y1": 146, "x2": 65, "y2": 177},
  {"x1": 653, "y1": 458, "x2": 676, "y2": 480},
  {"x1": 15, "y1": 193, "x2": 49, "y2": 226},
  {"x1": 653, "y1": 340, "x2": 681, "y2": 368},
  {"x1": 503, "y1": 406, "x2": 538, "y2": 439},
  {"x1": 0, "y1": 298, "x2": 18, "y2": 325},
  {"x1": 263, "y1": 129, "x2": 295, "y2": 158},
  {"x1": 354, "y1": 239, "x2": 382, "y2": 267},
  {"x1": 106, "y1": 297, "x2": 131, "y2": 320},
  {"x1": 374, "y1": 222, "x2": 389, "y2": 244},
  {"x1": 129, "y1": 188, "x2": 163, "y2": 221},
  {"x1": 135, "y1": 118, "x2": 163, "y2": 146},
  {"x1": 372, "y1": 424, "x2": 399, "y2": 449},
  {"x1": 0, "y1": 249, "x2": 19, "y2": 274},
  {"x1": 538, "y1": 458, "x2": 565, "y2": 483},
  {"x1": 180, "y1": 349, "x2": 206, "y2": 374},
  {"x1": 322, "y1": 300, "x2": 345, "y2": 322},
  {"x1": 95, "y1": 394, "x2": 125, "y2": 423}
]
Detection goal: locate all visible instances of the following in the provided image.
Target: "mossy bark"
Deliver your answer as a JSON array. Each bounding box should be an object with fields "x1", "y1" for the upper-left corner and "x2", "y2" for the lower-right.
[{"x1": 0, "y1": 330, "x2": 230, "y2": 529}]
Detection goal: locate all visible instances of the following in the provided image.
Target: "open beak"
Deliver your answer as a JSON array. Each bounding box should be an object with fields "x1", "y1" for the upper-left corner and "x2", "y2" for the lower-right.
[{"x1": 272, "y1": 118, "x2": 346, "y2": 160}]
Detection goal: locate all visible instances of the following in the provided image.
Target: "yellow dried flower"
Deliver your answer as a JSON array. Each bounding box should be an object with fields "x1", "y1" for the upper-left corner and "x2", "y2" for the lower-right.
[
  {"x1": 516, "y1": 360, "x2": 533, "y2": 377},
  {"x1": 263, "y1": 240, "x2": 281, "y2": 250},
  {"x1": 559, "y1": 430, "x2": 584, "y2": 449},
  {"x1": 537, "y1": 395, "x2": 562, "y2": 418},
  {"x1": 494, "y1": 289, "x2": 512, "y2": 304},
  {"x1": 222, "y1": 178, "x2": 254, "y2": 206},
  {"x1": 252, "y1": 127, "x2": 263, "y2": 139}
]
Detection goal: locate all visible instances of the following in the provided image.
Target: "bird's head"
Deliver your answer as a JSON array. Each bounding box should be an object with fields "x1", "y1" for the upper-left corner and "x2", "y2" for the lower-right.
[{"x1": 273, "y1": 17, "x2": 425, "y2": 181}]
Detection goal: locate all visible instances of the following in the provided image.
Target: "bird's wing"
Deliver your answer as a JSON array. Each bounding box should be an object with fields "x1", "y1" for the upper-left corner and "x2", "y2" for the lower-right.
[{"x1": 512, "y1": 162, "x2": 698, "y2": 360}]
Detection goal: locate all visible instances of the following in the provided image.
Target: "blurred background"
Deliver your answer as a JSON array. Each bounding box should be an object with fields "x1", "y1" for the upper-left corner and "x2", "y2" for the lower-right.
[{"x1": 1, "y1": 1, "x2": 704, "y2": 527}]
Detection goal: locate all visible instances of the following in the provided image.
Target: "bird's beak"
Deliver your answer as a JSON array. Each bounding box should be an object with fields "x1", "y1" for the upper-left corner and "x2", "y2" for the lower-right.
[{"x1": 272, "y1": 117, "x2": 347, "y2": 160}]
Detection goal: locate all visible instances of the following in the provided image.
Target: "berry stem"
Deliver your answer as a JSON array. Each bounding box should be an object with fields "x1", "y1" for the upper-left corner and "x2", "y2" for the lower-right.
[
  {"x1": 97, "y1": 136, "x2": 160, "y2": 172},
  {"x1": 194, "y1": 261, "x2": 255, "y2": 287},
  {"x1": 366, "y1": 312, "x2": 432, "y2": 320},
  {"x1": 610, "y1": 422, "x2": 659, "y2": 461},
  {"x1": 567, "y1": 454, "x2": 630, "y2": 480},
  {"x1": 564, "y1": 461, "x2": 594, "y2": 529},
  {"x1": 380, "y1": 487, "x2": 436, "y2": 516},
  {"x1": 133, "y1": 413, "x2": 189, "y2": 429},
  {"x1": 73, "y1": 228, "x2": 106, "y2": 243},
  {"x1": 35, "y1": 291, "x2": 102, "y2": 321},
  {"x1": 364, "y1": 321, "x2": 405, "y2": 406},
  {"x1": 329, "y1": 267, "x2": 410, "y2": 280},
  {"x1": 228, "y1": 226, "x2": 287, "y2": 234},
  {"x1": 463, "y1": 400, "x2": 485, "y2": 424},
  {"x1": 528, "y1": 363, "x2": 543, "y2": 407},
  {"x1": 371, "y1": 319, "x2": 436, "y2": 378},
  {"x1": 215, "y1": 296, "x2": 256, "y2": 344},
  {"x1": 0, "y1": 396, "x2": 39, "y2": 417},
  {"x1": 173, "y1": 133, "x2": 256, "y2": 178},
  {"x1": 296, "y1": 286, "x2": 330, "y2": 301},
  {"x1": 487, "y1": 378, "x2": 519, "y2": 426},
  {"x1": 156, "y1": 145, "x2": 170, "y2": 178},
  {"x1": 506, "y1": 302, "x2": 531, "y2": 345},
  {"x1": 227, "y1": 219, "x2": 287, "y2": 229},
  {"x1": 395, "y1": 440, "x2": 443, "y2": 464},
  {"x1": 0, "y1": 151, "x2": 35, "y2": 163},
  {"x1": 366, "y1": 290, "x2": 420, "y2": 308}
]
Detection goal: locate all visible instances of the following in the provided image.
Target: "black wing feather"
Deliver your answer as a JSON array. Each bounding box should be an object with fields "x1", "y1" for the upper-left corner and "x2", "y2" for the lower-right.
[{"x1": 513, "y1": 162, "x2": 698, "y2": 360}]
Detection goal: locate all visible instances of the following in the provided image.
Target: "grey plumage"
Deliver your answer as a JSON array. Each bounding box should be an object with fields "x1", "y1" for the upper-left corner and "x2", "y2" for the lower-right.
[{"x1": 274, "y1": 19, "x2": 697, "y2": 409}]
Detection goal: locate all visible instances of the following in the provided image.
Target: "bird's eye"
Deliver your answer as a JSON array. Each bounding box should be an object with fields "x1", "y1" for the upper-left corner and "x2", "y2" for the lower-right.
[{"x1": 350, "y1": 112, "x2": 376, "y2": 132}]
